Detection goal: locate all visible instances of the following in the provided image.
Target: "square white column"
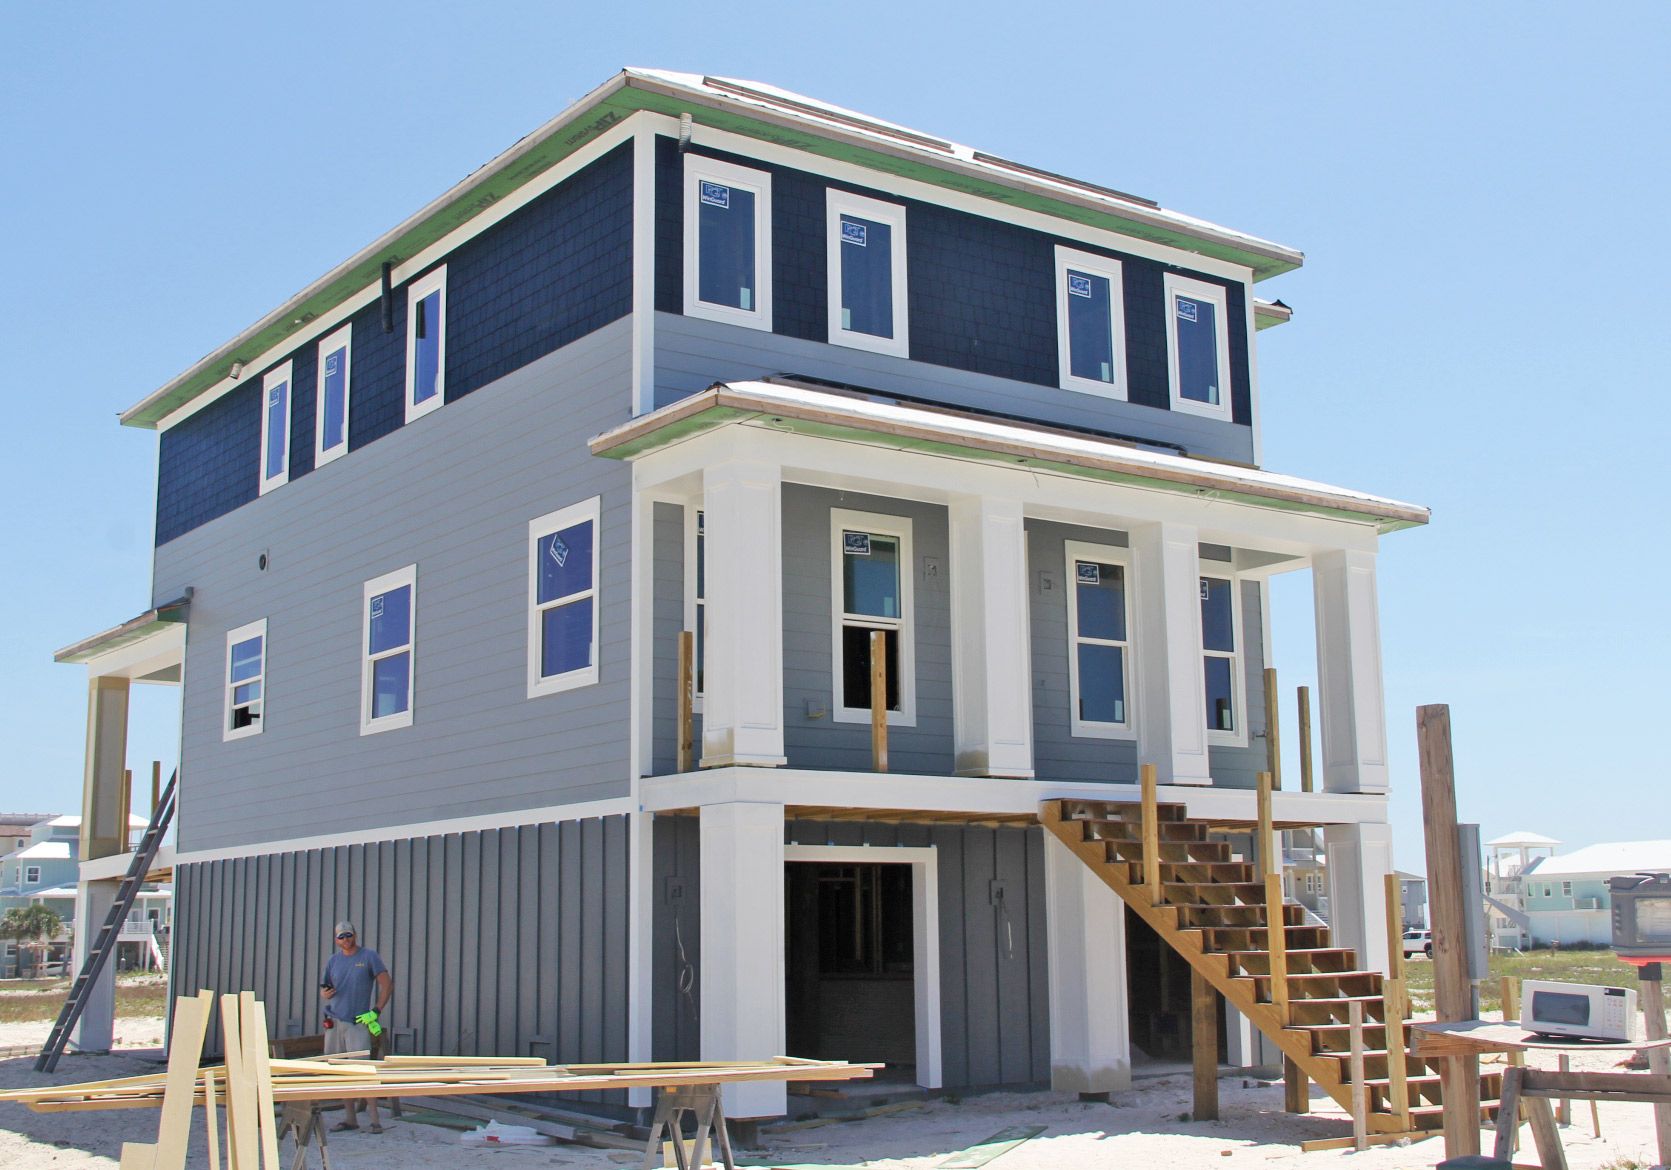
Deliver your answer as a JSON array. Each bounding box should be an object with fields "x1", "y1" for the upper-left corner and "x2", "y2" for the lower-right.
[
  {"x1": 700, "y1": 801, "x2": 786, "y2": 1118},
  {"x1": 700, "y1": 457, "x2": 786, "y2": 768},
  {"x1": 1312, "y1": 548, "x2": 1389, "y2": 794},
  {"x1": 1130, "y1": 522, "x2": 1211, "y2": 785},
  {"x1": 1043, "y1": 836, "x2": 1131, "y2": 1093},
  {"x1": 949, "y1": 495, "x2": 1033, "y2": 778},
  {"x1": 1324, "y1": 822, "x2": 1394, "y2": 974},
  {"x1": 70, "y1": 878, "x2": 118, "y2": 1052}
]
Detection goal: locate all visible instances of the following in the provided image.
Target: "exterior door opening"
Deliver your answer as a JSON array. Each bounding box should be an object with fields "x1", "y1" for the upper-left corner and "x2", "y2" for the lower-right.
[{"x1": 1124, "y1": 905, "x2": 1225, "y2": 1063}]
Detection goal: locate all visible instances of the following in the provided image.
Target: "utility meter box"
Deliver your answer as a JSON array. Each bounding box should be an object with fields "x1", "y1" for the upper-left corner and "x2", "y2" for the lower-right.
[{"x1": 1609, "y1": 871, "x2": 1671, "y2": 963}]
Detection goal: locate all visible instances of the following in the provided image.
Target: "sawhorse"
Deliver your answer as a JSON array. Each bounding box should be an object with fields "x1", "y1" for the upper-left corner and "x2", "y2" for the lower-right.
[
  {"x1": 279, "y1": 1102, "x2": 333, "y2": 1170},
  {"x1": 641, "y1": 1084, "x2": 737, "y2": 1170}
]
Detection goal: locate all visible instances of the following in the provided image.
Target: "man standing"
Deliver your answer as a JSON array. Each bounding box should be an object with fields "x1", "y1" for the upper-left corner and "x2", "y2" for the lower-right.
[{"x1": 320, "y1": 920, "x2": 392, "y2": 1132}]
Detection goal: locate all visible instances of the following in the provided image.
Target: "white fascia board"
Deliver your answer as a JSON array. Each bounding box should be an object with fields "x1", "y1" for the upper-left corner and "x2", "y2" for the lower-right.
[
  {"x1": 80, "y1": 845, "x2": 175, "y2": 884},
  {"x1": 77, "y1": 624, "x2": 186, "y2": 682}
]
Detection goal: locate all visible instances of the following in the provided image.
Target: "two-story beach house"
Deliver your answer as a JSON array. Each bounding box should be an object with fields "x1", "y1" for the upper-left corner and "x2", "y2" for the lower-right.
[{"x1": 57, "y1": 70, "x2": 1430, "y2": 1121}]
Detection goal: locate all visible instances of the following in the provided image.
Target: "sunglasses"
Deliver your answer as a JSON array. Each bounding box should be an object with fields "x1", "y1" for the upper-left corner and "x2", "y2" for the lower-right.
[{"x1": 335, "y1": 932, "x2": 355, "y2": 940}]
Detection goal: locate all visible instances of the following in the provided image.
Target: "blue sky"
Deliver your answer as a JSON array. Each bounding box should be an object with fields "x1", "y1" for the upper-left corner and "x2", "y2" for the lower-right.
[{"x1": 1, "y1": 4, "x2": 1665, "y2": 870}]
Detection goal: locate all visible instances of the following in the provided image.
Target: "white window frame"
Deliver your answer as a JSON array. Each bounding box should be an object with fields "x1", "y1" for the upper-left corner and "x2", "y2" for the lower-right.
[
  {"x1": 527, "y1": 497, "x2": 602, "y2": 699},
  {"x1": 223, "y1": 618, "x2": 268, "y2": 742},
  {"x1": 1561, "y1": 881, "x2": 1573, "y2": 898},
  {"x1": 314, "y1": 323, "x2": 353, "y2": 467},
  {"x1": 360, "y1": 564, "x2": 417, "y2": 735},
  {"x1": 1064, "y1": 540, "x2": 1136, "y2": 740},
  {"x1": 404, "y1": 265, "x2": 448, "y2": 423},
  {"x1": 826, "y1": 190, "x2": 909, "y2": 358},
  {"x1": 257, "y1": 362, "x2": 293, "y2": 494},
  {"x1": 1054, "y1": 246, "x2": 1129, "y2": 400},
  {"x1": 684, "y1": 506, "x2": 705, "y2": 711},
  {"x1": 1164, "y1": 272, "x2": 1234, "y2": 422},
  {"x1": 24, "y1": 865, "x2": 40, "y2": 884},
  {"x1": 683, "y1": 156, "x2": 773, "y2": 332},
  {"x1": 1201, "y1": 570, "x2": 1247, "y2": 747},
  {"x1": 830, "y1": 508, "x2": 916, "y2": 726}
]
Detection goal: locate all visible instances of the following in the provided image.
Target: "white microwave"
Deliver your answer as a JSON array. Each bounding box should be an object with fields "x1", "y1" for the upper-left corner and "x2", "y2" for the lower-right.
[{"x1": 1520, "y1": 979, "x2": 1637, "y2": 1043}]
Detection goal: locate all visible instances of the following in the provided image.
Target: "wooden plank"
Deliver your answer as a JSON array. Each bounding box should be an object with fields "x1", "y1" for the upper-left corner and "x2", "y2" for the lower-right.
[
  {"x1": 202, "y1": 1069, "x2": 221, "y2": 1170},
  {"x1": 870, "y1": 630, "x2": 888, "y2": 773},
  {"x1": 1382, "y1": 872, "x2": 1410, "y2": 1129},
  {"x1": 1643, "y1": 969, "x2": 1671, "y2": 1165},
  {"x1": 1517, "y1": 1069, "x2": 1671, "y2": 1102},
  {"x1": 1417, "y1": 703, "x2": 1480, "y2": 1159},
  {"x1": 1262, "y1": 668, "x2": 1281, "y2": 789},
  {"x1": 1296, "y1": 686, "x2": 1314, "y2": 793},
  {"x1": 1525, "y1": 1093, "x2": 1568, "y2": 1170},
  {"x1": 1557, "y1": 1054, "x2": 1572, "y2": 1125},
  {"x1": 1300, "y1": 1131, "x2": 1434, "y2": 1153},
  {"x1": 1349, "y1": 1000, "x2": 1368, "y2": 1152},
  {"x1": 676, "y1": 630, "x2": 694, "y2": 773},
  {"x1": 1493, "y1": 1065, "x2": 1524, "y2": 1164},
  {"x1": 1140, "y1": 764, "x2": 1160, "y2": 903},
  {"x1": 1191, "y1": 968, "x2": 1218, "y2": 1121},
  {"x1": 1264, "y1": 872, "x2": 1289, "y2": 1022},
  {"x1": 246, "y1": 997, "x2": 281, "y2": 1170},
  {"x1": 218, "y1": 994, "x2": 258, "y2": 1170},
  {"x1": 1283, "y1": 1058, "x2": 1308, "y2": 1113},
  {"x1": 151, "y1": 990, "x2": 214, "y2": 1170},
  {"x1": 1255, "y1": 772, "x2": 1274, "y2": 882}
]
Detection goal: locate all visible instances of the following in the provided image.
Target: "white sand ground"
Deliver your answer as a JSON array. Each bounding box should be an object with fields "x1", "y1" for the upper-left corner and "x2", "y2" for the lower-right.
[{"x1": 0, "y1": 1014, "x2": 1663, "y2": 1170}]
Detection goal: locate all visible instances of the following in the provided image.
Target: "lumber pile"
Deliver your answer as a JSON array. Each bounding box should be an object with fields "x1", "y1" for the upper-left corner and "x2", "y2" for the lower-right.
[{"x1": 0, "y1": 988, "x2": 877, "y2": 1169}]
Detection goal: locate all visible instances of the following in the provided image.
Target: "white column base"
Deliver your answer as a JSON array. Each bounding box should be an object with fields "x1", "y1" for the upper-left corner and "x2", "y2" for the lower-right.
[
  {"x1": 1043, "y1": 836, "x2": 1131, "y2": 1094},
  {"x1": 1323, "y1": 822, "x2": 1394, "y2": 975},
  {"x1": 70, "y1": 879, "x2": 118, "y2": 1053}
]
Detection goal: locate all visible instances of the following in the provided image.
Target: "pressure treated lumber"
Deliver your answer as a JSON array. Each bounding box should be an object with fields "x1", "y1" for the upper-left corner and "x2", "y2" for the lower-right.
[
  {"x1": 1382, "y1": 872, "x2": 1410, "y2": 1130},
  {"x1": 870, "y1": 630, "x2": 887, "y2": 772},
  {"x1": 1643, "y1": 966, "x2": 1671, "y2": 1164},
  {"x1": 676, "y1": 630, "x2": 694, "y2": 773},
  {"x1": 1296, "y1": 686, "x2": 1314, "y2": 793},
  {"x1": 1191, "y1": 967, "x2": 1218, "y2": 1121},
  {"x1": 1262, "y1": 668, "x2": 1281, "y2": 789}
]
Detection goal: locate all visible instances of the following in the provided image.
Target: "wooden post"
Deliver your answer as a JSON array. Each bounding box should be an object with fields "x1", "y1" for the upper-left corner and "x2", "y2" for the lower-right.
[
  {"x1": 676, "y1": 631, "x2": 694, "y2": 773},
  {"x1": 1556, "y1": 1054, "x2": 1572, "y2": 1125},
  {"x1": 1266, "y1": 871, "x2": 1289, "y2": 1022},
  {"x1": 119, "y1": 769, "x2": 132, "y2": 846},
  {"x1": 1383, "y1": 872, "x2": 1410, "y2": 1130},
  {"x1": 1296, "y1": 685, "x2": 1314, "y2": 793},
  {"x1": 1263, "y1": 668, "x2": 1281, "y2": 789},
  {"x1": 1191, "y1": 967, "x2": 1219, "y2": 1121},
  {"x1": 1348, "y1": 999, "x2": 1369, "y2": 1152},
  {"x1": 1284, "y1": 1058, "x2": 1309, "y2": 1113},
  {"x1": 150, "y1": 761, "x2": 161, "y2": 817},
  {"x1": 1417, "y1": 704, "x2": 1481, "y2": 1158},
  {"x1": 1502, "y1": 975, "x2": 1526, "y2": 1137},
  {"x1": 1140, "y1": 764, "x2": 1161, "y2": 904},
  {"x1": 1255, "y1": 771, "x2": 1274, "y2": 882},
  {"x1": 869, "y1": 630, "x2": 888, "y2": 774},
  {"x1": 1642, "y1": 963, "x2": 1671, "y2": 1166}
]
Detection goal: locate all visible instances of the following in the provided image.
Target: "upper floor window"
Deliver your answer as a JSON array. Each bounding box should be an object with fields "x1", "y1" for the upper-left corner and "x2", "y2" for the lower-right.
[
  {"x1": 1066, "y1": 542, "x2": 1133, "y2": 739},
  {"x1": 1165, "y1": 274, "x2": 1233, "y2": 421},
  {"x1": 405, "y1": 266, "x2": 447, "y2": 423},
  {"x1": 831, "y1": 509, "x2": 915, "y2": 725},
  {"x1": 315, "y1": 324, "x2": 352, "y2": 466},
  {"x1": 1561, "y1": 881, "x2": 1573, "y2": 897},
  {"x1": 1055, "y1": 247, "x2": 1128, "y2": 399},
  {"x1": 528, "y1": 498, "x2": 601, "y2": 698},
  {"x1": 684, "y1": 157, "x2": 772, "y2": 331},
  {"x1": 361, "y1": 565, "x2": 416, "y2": 734},
  {"x1": 258, "y1": 362, "x2": 292, "y2": 494},
  {"x1": 686, "y1": 508, "x2": 706, "y2": 704},
  {"x1": 826, "y1": 191, "x2": 908, "y2": 358},
  {"x1": 223, "y1": 618, "x2": 267, "y2": 741},
  {"x1": 1201, "y1": 573, "x2": 1243, "y2": 742},
  {"x1": 25, "y1": 865, "x2": 41, "y2": 884}
]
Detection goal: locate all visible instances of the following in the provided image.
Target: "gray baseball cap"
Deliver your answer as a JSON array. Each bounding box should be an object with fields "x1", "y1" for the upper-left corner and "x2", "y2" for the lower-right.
[{"x1": 334, "y1": 921, "x2": 356, "y2": 937}]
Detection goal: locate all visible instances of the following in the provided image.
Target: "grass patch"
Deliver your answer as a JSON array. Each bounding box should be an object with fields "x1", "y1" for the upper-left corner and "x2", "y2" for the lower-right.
[
  {"x1": 0, "y1": 973, "x2": 169, "y2": 1024},
  {"x1": 1405, "y1": 947, "x2": 1640, "y2": 1014}
]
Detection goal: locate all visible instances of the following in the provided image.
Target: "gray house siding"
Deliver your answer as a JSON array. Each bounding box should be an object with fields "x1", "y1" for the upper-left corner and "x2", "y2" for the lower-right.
[
  {"x1": 654, "y1": 312, "x2": 1254, "y2": 464},
  {"x1": 1205, "y1": 578, "x2": 1270, "y2": 790},
  {"x1": 155, "y1": 319, "x2": 636, "y2": 852},
  {"x1": 652, "y1": 815, "x2": 1051, "y2": 1088},
  {"x1": 170, "y1": 814, "x2": 630, "y2": 1102}
]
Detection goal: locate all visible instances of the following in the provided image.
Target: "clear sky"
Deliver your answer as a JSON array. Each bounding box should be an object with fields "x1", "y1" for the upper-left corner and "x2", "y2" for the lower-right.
[{"x1": 1, "y1": 4, "x2": 1665, "y2": 871}]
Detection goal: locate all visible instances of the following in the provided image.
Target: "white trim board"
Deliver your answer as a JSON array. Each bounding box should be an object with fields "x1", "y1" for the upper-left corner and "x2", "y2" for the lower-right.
[{"x1": 783, "y1": 843, "x2": 943, "y2": 1090}]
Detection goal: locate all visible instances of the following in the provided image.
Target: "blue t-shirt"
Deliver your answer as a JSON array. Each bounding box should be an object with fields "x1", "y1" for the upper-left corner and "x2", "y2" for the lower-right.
[{"x1": 321, "y1": 946, "x2": 387, "y2": 1022}]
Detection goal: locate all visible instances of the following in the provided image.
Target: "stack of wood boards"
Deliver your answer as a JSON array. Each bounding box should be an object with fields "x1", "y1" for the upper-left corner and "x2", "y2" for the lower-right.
[{"x1": 0, "y1": 988, "x2": 877, "y2": 1168}]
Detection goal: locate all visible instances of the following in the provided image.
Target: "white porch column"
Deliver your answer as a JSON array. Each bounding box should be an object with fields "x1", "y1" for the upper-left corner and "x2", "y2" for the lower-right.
[
  {"x1": 72, "y1": 674, "x2": 130, "y2": 1053},
  {"x1": 699, "y1": 457, "x2": 786, "y2": 768},
  {"x1": 1130, "y1": 522, "x2": 1211, "y2": 785},
  {"x1": 1312, "y1": 548, "x2": 1389, "y2": 794},
  {"x1": 70, "y1": 879, "x2": 118, "y2": 1052},
  {"x1": 948, "y1": 495, "x2": 1033, "y2": 778},
  {"x1": 1043, "y1": 835, "x2": 1131, "y2": 1095},
  {"x1": 700, "y1": 801, "x2": 787, "y2": 1118},
  {"x1": 1324, "y1": 822, "x2": 1394, "y2": 975}
]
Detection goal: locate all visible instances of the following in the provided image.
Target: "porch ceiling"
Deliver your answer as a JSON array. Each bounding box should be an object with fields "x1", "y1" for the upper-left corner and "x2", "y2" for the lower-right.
[
  {"x1": 590, "y1": 379, "x2": 1430, "y2": 534},
  {"x1": 53, "y1": 595, "x2": 191, "y2": 666}
]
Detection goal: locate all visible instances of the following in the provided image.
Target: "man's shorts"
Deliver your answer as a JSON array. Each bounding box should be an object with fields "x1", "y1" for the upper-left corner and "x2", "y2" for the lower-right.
[{"x1": 324, "y1": 1020, "x2": 373, "y2": 1055}]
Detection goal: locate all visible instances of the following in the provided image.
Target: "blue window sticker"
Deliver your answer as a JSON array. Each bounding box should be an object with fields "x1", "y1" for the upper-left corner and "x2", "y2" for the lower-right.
[
  {"x1": 324, "y1": 353, "x2": 339, "y2": 377},
  {"x1": 370, "y1": 596, "x2": 384, "y2": 619},
  {"x1": 1177, "y1": 297, "x2": 1199, "y2": 323},
  {"x1": 1068, "y1": 273, "x2": 1094, "y2": 299},
  {"x1": 1076, "y1": 562, "x2": 1100, "y2": 585},
  {"x1": 268, "y1": 386, "x2": 282, "y2": 407},
  {"x1": 843, "y1": 531, "x2": 872, "y2": 557},
  {"x1": 699, "y1": 181, "x2": 730, "y2": 209},
  {"x1": 842, "y1": 220, "x2": 867, "y2": 247},
  {"x1": 1199, "y1": 579, "x2": 1210, "y2": 601},
  {"x1": 548, "y1": 535, "x2": 569, "y2": 568}
]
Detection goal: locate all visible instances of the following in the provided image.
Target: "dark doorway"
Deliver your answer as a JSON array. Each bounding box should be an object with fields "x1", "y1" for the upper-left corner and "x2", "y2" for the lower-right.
[
  {"x1": 1125, "y1": 905, "x2": 1225, "y2": 1061},
  {"x1": 785, "y1": 862, "x2": 916, "y2": 1072}
]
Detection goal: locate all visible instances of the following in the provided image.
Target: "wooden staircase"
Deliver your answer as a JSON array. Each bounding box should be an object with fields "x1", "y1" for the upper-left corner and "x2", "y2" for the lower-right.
[{"x1": 1040, "y1": 795, "x2": 1500, "y2": 1134}]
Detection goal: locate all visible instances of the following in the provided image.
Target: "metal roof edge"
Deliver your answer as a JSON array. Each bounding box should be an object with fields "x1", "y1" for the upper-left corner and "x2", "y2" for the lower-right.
[{"x1": 54, "y1": 595, "x2": 192, "y2": 665}]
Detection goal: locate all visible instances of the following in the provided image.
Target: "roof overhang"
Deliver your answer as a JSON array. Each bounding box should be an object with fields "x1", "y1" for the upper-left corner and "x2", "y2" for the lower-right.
[
  {"x1": 54, "y1": 594, "x2": 191, "y2": 678},
  {"x1": 122, "y1": 69, "x2": 1303, "y2": 431},
  {"x1": 590, "y1": 381, "x2": 1430, "y2": 535}
]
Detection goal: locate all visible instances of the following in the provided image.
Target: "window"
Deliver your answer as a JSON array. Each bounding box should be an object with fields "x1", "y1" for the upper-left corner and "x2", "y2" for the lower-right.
[
  {"x1": 685, "y1": 508, "x2": 706, "y2": 704},
  {"x1": 1066, "y1": 541, "x2": 1134, "y2": 738},
  {"x1": 683, "y1": 157, "x2": 772, "y2": 330},
  {"x1": 1543, "y1": 884, "x2": 1553, "y2": 898},
  {"x1": 314, "y1": 323, "x2": 352, "y2": 466},
  {"x1": 24, "y1": 866, "x2": 40, "y2": 884},
  {"x1": 404, "y1": 266, "x2": 447, "y2": 422},
  {"x1": 1164, "y1": 273, "x2": 1234, "y2": 421},
  {"x1": 831, "y1": 509, "x2": 915, "y2": 725},
  {"x1": 1201, "y1": 573, "x2": 1244, "y2": 742},
  {"x1": 223, "y1": 619, "x2": 267, "y2": 741},
  {"x1": 1054, "y1": 247, "x2": 1128, "y2": 398},
  {"x1": 528, "y1": 498, "x2": 601, "y2": 697},
  {"x1": 257, "y1": 362, "x2": 292, "y2": 494},
  {"x1": 826, "y1": 191, "x2": 908, "y2": 357},
  {"x1": 361, "y1": 566, "x2": 416, "y2": 733},
  {"x1": 1562, "y1": 881, "x2": 1573, "y2": 898}
]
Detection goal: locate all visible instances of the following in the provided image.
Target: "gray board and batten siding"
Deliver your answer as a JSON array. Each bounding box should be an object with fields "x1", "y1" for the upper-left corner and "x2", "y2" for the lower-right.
[
  {"x1": 171, "y1": 815, "x2": 630, "y2": 1102},
  {"x1": 154, "y1": 320, "x2": 637, "y2": 853},
  {"x1": 652, "y1": 815, "x2": 1052, "y2": 1089}
]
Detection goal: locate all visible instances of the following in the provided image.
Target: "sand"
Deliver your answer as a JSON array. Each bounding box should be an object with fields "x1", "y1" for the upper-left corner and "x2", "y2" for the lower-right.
[{"x1": 1, "y1": 1015, "x2": 1665, "y2": 1169}]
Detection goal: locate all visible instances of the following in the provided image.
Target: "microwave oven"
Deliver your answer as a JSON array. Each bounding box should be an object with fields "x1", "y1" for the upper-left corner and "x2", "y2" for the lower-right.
[{"x1": 1520, "y1": 979, "x2": 1637, "y2": 1042}]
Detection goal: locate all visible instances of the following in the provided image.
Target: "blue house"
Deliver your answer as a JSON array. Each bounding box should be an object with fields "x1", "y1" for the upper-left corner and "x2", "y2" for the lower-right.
[{"x1": 57, "y1": 71, "x2": 1425, "y2": 1114}]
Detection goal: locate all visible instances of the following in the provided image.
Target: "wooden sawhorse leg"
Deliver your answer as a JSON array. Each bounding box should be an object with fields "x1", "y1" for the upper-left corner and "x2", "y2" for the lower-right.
[
  {"x1": 642, "y1": 1085, "x2": 737, "y2": 1170},
  {"x1": 280, "y1": 1102, "x2": 333, "y2": 1170}
]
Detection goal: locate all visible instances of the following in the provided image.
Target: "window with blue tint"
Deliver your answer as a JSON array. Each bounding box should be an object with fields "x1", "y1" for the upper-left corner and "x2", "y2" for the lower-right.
[
  {"x1": 1067, "y1": 270, "x2": 1115, "y2": 383},
  {"x1": 833, "y1": 512, "x2": 914, "y2": 722},
  {"x1": 697, "y1": 181, "x2": 756, "y2": 311},
  {"x1": 316, "y1": 324, "x2": 351, "y2": 464},
  {"x1": 685, "y1": 160, "x2": 771, "y2": 330},
  {"x1": 839, "y1": 215, "x2": 892, "y2": 337},
  {"x1": 1204, "y1": 655, "x2": 1235, "y2": 732},
  {"x1": 370, "y1": 653, "x2": 411, "y2": 720},
  {"x1": 405, "y1": 267, "x2": 447, "y2": 422},
  {"x1": 1068, "y1": 550, "x2": 1132, "y2": 735},
  {"x1": 225, "y1": 619, "x2": 267, "y2": 738},
  {"x1": 1175, "y1": 295, "x2": 1219, "y2": 405},
  {"x1": 1200, "y1": 577, "x2": 1235, "y2": 652},
  {"x1": 529, "y1": 500, "x2": 601, "y2": 696},
  {"x1": 362, "y1": 567, "x2": 415, "y2": 732},
  {"x1": 1200, "y1": 574, "x2": 1238, "y2": 734},
  {"x1": 842, "y1": 532, "x2": 901, "y2": 619},
  {"x1": 691, "y1": 510, "x2": 706, "y2": 695},
  {"x1": 259, "y1": 363, "x2": 292, "y2": 492},
  {"x1": 412, "y1": 290, "x2": 441, "y2": 403},
  {"x1": 368, "y1": 585, "x2": 412, "y2": 656}
]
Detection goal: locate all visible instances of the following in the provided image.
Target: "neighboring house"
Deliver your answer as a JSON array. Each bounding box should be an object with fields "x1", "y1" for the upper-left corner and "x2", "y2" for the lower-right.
[
  {"x1": 1515, "y1": 840, "x2": 1671, "y2": 947},
  {"x1": 0, "y1": 813, "x2": 53, "y2": 858},
  {"x1": 1395, "y1": 871, "x2": 1426, "y2": 930},
  {"x1": 1485, "y1": 830, "x2": 1560, "y2": 950},
  {"x1": 53, "y1": 70, "x2": 1425, "y2": 1108}
]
